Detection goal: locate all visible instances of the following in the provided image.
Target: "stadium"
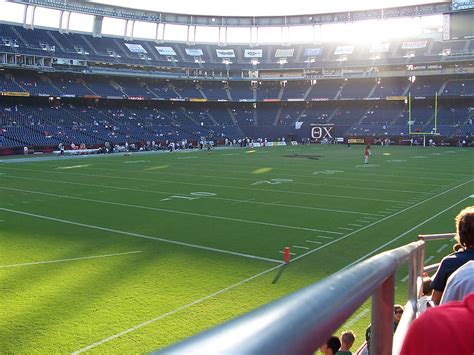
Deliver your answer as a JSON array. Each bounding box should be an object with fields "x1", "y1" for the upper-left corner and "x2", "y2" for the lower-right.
[{"x1": 0, "y1": 0, "x2": 473, "y2": 353}]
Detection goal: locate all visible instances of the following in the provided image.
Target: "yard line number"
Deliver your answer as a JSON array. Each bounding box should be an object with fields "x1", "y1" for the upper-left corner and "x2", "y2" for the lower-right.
[
  {"x1": 251, "y1": 178, "x2": 293, "y2": 186},
  {"x1": 160, "y1": 192, "x2": 216, "y2": 201}
]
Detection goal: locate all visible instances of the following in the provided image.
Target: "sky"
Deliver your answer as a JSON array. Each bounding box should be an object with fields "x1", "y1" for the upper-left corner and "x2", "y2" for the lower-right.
[{"x1": 89, "y1": 0, "x2": 448, "y2": 17}]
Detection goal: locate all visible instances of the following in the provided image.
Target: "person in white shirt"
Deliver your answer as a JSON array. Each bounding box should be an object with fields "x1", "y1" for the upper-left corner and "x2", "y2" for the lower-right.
[{"x1": 440, "y1": 261, "x2": 474, "y2": 304}]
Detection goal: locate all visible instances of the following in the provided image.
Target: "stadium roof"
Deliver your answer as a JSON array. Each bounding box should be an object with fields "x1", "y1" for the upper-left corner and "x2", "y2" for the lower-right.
[
  {"x1": 89, "y1": 0, "x2": 449, "y2": 17},
  {"x1": 9, "y1": 0, "x2": 451, "y2": 27}
]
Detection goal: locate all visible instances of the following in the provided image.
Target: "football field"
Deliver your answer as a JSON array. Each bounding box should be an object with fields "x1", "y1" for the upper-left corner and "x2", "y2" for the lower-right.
[{"x1": 0, "y1": 144, "x2": 472, "y2": 353}]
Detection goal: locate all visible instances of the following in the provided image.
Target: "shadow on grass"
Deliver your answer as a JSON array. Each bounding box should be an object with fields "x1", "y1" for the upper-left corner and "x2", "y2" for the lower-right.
[
  {"x1": 1, "y1": 238, "x2": 159, "y2": 353},
  {"x1": 271, "y1": 264, "x2": 287, "y2": 284}
]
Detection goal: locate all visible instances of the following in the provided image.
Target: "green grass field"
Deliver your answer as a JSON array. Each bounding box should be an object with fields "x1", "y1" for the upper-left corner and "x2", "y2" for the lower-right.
[{"x1": 0, "y1": 144, "x2": 472, "y2": 353}]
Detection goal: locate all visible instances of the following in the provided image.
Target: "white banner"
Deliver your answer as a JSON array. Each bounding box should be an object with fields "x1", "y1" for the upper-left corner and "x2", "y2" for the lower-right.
[
  {"x1": 334, "y1": 45, "x2": 354, "y2": 55},
  {"x1": 124, "y1": 43, "x2": 147, "y2": 53},
  {"x1": 369, "y1": 43, "x2": 390, "y2": 53},
  {"x1": 155, "y1": 46, "x2": 177, "y2": 56},
  {"x1": 185, "y1": 48, "x2": 203, "y2": 56},
  {"x1": 401, "y1": 41, "x2": 427, "y2": 49},
  {"x1": 275, "y1": 48, "x2": 294, "y2": 57},
  {"x1": 452, "y1": 0, "x2": 474, "y2": 10},
  {"x1": 244, "y1": 49, "x2": 263, "y2": 58},
  {"x1": 304, "y1": 48, "x2": 323, "y2": 56},
  {"x1": 216, "y1": 49, "x2": 235, "y2": 58}
]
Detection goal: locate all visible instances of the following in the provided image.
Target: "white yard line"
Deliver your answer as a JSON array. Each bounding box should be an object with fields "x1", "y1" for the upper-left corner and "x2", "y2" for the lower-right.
[
  {"x1": 348, "y1": 223, "x2": 363, "y2": 227},
  {"x1": 83, "y1": 166, "x2": 428, "y2": 194},
  {"x1": 338, "y1": 227, "x2": 353, "y2": 231},
  {"x1": 0, "y1": 187, "x2": 342, "y2": 235},
  {"x1": 0, "y1": 207, "x2": 283, "y2": 264},
  {"x1": 1, "y1": 154, "x2": 462, "y2": 182},
  {"x1": 341, "y1": 195, "x2": 472, "y2": 271},
  {"x1": 306, "y1": 240, "x2": 322, "y2": 244},
  {"x1": 0, "y1": 251, "x2": 142, "y2": 269},
  {"x1": 279, "y1": 251, "x2": 297, "y2": 256},
  {"x1": 436, "y1": 244, "x2": 449, "y2": 253},
  {"x1": 344, "y1": 308, "x2": 370, "y2": 328},
  {"x1": 2, "y1": 175, "x2": 380, "y2": 217},
  {"x1": 0, "y1": 167, "x2": 407, "y2": 203},
  {"x1": 72, "y1": 263, "x2": 284, "y2": 355},
  {"x1": 292, "y1": 179, "x2": 472, "y2": 265},
  {"x1": 424, "y1": 256, "x2": 435, "y2": 265},
  {"x1": 317, "y1": 235, "x2": 334, "y2": 240},
  {"x1": 25, "y1": 163, "x2": 436, "y2": 194},
  {"x1": 292, "y1": 245, "x2": 310, "y2": 250}
]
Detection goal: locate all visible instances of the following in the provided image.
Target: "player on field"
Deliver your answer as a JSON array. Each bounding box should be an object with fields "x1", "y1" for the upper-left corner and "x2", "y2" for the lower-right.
[{"x1": 364, "y1": 144, "x2": 371, "y2": 164}]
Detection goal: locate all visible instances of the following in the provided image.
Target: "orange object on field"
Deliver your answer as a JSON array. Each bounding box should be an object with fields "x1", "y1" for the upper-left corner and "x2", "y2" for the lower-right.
[{"x1": 284, "y1": 247, "x2": 290, "y2": 263}]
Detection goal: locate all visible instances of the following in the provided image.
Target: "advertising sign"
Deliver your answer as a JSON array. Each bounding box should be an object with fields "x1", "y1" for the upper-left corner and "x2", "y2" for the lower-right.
[
  {"x1": 155, "y1": 46, "x2": 177, "y2": 56},
  {"x1": 304, "y1": 48, "x2": 323, "y2": 56},
  {"x1": 244, "y1": 49, "x2": 263, "y2": 58},
  {"x1": 185, "y1": 48, "x2": 204, "y2": 56},
  {"x1": 216, "y1": 49, "x2": 235, "y2": 58},
  {"x1": 334, "y1": 46, "x2": 354, "y2": 55},
  {"x1": 369, "y1": 43, "x2": 390, "y2": 53},
  {"x1": 452, "y1": 0, "x2": 474, "y2": 10},
  {"x1": 310, "y1": 124, "x2": 335, "y2": 140},
  {"x1": 275, "y1": 48, "x2": 294, "y2": 57},
  {"x1": 124, "y1": 43, "x2": 147, "y2": 53},
  {"x1": 401, "y1": 41, "x2": 427, "y2": 49}
]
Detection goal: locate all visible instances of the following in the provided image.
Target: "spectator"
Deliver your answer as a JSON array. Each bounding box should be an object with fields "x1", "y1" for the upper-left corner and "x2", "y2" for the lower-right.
[
  {"x1": 366, "y1": 304, "x2": 403, "y2": 354},
  {"x1": 336, "y1": 330, "x2": 355, "y2": 354},
  {"x1": 320, "y1": 335, "x2": 341, "y2": 355},
  {"x1": 431, "y1": 207, "x2": 474, "y2": 304},
  {"x1": 400, "y1": 293, "x2": 474, "y2": 355},
  {"x1": 440, "y1": 260, "x2": 474, "y2": 304},
  {"x1": 422, "y1": 275, "x2": 433, "y2": 296}
]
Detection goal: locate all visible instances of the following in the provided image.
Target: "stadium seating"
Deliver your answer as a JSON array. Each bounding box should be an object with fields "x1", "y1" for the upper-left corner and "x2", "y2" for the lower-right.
[
  {"x1": 2, "y1": 23, "x2": 474, "y2": 70},
  {"x1": 2, "y1": 20, "x2": 474, "y2": 151}
]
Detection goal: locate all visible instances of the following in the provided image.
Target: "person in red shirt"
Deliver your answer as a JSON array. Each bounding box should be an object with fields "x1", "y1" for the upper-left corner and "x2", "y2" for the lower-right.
[
  {"x1": 400, "y1": 292, "x2": 474, "y2": 354},
  {"x1": 364, "y1": 144, "x2": 371, "y2": 164}
]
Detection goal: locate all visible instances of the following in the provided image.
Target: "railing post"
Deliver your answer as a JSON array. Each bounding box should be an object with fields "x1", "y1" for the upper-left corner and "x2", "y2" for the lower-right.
[
  {"x1": 408, "y1": 243, "x2": 424, "y2": 302},
  {"x1": 371, "y1": 274, "x2": 395, "y2": 355},
  {"x1": 408, "y1": 250, "x2": 416, "y2": 301}
]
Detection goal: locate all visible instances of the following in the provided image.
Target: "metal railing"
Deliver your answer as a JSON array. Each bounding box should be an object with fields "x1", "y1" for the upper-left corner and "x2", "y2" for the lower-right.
[
  {"x1": 156, "y1": 241, "x2": 426, "y2": 355},
  {"x1": 391, "y1": 233, "x2": 455, "y2": 355},
  {"x1": 419, "y1": 233, "x2": 455, "y2": 274}
]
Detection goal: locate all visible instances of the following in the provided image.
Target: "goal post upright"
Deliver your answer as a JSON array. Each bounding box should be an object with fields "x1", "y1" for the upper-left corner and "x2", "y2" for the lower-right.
[
  {"x1": 407, "y1": 91, "x2": 439, "y2": 139},
  {"x1": 408, "y1": 92, "x2": 412, "y2": 135},
  {"x1": 434, "y1": 91, "x2": 438, "y2": 134}
]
